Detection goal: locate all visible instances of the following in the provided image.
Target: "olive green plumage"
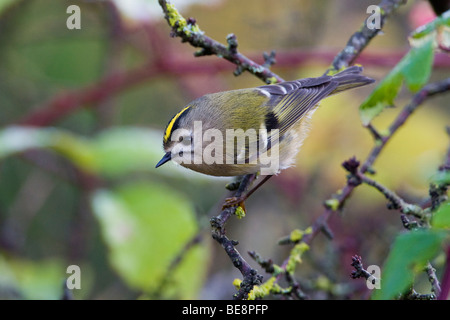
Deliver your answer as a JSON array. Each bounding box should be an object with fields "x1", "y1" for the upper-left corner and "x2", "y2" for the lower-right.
[{"x1": 156, "y1": 66, "x2": 374, "y2": 177}]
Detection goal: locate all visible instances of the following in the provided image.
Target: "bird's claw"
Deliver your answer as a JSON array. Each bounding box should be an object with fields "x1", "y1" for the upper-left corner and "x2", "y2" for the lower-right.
[{"x1": 222, "y1": 196, "x2": 246, "y2": 212}]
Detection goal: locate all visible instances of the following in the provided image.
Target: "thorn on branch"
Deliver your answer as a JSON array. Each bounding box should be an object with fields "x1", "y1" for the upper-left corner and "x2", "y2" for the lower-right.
[
  {"x1": 342, "y1": 157, "x2": 362, "y2": 186},
  {"x1": 226, "y1": 33, "x2": 238, "y2": 54},
  {"x1": 248, "y1": 251, "x2": 275, "y2": 274},
  {"x1": 350, "y1": 255, "x2": 374, "y2": 281},
  {"x1": 187, "y1": 17, "x2": 196, "y2": 25},
  {"x1": 342, "y1": 157, "x2": 360, "y2": 175},
  {"x1": 194, "y1": 48, "x2": 213, "y2": 57},
  {"x1": 365, "y1": 166, "x2": 377, "y2": 175},
  {"x1": 320, "y1": 223, "x2": 334, "y2": 240},
  {"x1": 400, "y1": 214, "x2": 420, "y2": 230},
  {"x1": 365, "y1": 123, "x2": 385, "y2": 142},
  {"x1": 262, "y1": 50, "x2": 277, "y2": 69},
  {"x1": 386, "y1": 201, "x2": 400, "y2": 210},
  {"x1": 209, "y1": 216, "x2": 222, "y2": 229},
  {"x1": 233, "y1": 65, "x2": 244, "y2": 77}
]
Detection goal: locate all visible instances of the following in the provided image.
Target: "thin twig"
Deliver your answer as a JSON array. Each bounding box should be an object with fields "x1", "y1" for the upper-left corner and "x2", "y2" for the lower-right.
[
  {"x1": 210, "y1": 174, "x2": 264, "y2": 300},
  {"x1": 350, "y1": 255, "x2": 377, "y2": 282},
  {"x1": 17, "y1": 51, "x2": 449, "y2": 126},
  {"x1": 356, "y1": 171, "x2": 427, "y2": 219},
  {"x1": 303, "y1": 77, "x2": 450, "y2": 245},
  {"x1": 438, "y1": 245, "x2": 450, "y2": 300},
  {"x1": 158, "y1": 0, "x2": 283, "y2": 84},
  {"x1": 151, "y1": 233, "x2": 203, "y2": 298},
  {"x1": 156, "y1": 0, "x2": 447, "y2": 300},
  {"x1": 426, "y1": 262, "x2": 442, "y2": 298},
  {"x1": 327, "y1": 0, "x2": 408, "y2": 73},
  {"x1": 404, "y1": 288, "x2": 436, "y2": 300}
]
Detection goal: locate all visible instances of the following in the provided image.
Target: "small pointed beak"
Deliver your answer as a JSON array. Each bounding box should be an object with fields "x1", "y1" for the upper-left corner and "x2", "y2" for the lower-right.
[{"x1": 155, "y1": 152, "x2": 172, "y2": 168}]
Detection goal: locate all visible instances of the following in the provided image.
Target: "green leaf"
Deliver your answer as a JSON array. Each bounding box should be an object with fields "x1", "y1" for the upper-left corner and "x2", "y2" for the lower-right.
[
  {"x1": 359, "y1": 72, "x2": 402, "y2": 125},
  {"x1": 0, "y1": 0, "x2": 17, "y2": 15},
  {"x1": 0, "y1": 126, "x2": 51, "y2": 157},
  {"x1": 0, "y1": 126, "x2": 215, "y2": 180},
  {"x1": 432, "y1": 201, "x2": 450, "y2": 229},
  {"x1": 410, "y1": 9, "x2": 450, "y2": 41},
  {"x1": 0, "y1": 126, "x2": 97, "y2": 171},
  {"x1": 400, "y1": 38, "x2": 434, "y2": 92},
  {"x1": 431, "y1": 170, "x2": 450, "y2": 185},
  {"x1": 90, "y1": 127, "x2": 163, "y2": 177},
  {"x1": 89, "y1": 127, "x2": 207, "y2": 180},
  {"x1": 372, "y1": 229, "x2": 445, "y2": 300},
  {"x1": 91, "y1": 182, "x2": 209, "y2": 299},
  {"x1": 0, "y1": 257, "x2": 92, "y2": 300},
  {"x1": 360, "y1": 9, "x2": 450, "y2": 125},
  {"x1": 359, "y1": 37, "x2": 434, "y2": 125}
]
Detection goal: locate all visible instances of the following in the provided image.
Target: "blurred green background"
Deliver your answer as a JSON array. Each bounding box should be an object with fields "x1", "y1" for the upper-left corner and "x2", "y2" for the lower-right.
[{"x1": 0, "y1": 0, "x2": 448, "y2": 299}]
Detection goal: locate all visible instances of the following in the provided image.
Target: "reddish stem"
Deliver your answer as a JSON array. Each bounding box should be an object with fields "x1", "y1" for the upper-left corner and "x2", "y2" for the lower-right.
[{"x1": 438, "y1": 245, "x2": 450, "y2": 300}]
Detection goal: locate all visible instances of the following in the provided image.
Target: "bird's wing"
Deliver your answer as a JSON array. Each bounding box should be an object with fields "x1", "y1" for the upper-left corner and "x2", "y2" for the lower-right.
[{"x1": 258, "y1": 77, "x2": 338, "y2": 137}]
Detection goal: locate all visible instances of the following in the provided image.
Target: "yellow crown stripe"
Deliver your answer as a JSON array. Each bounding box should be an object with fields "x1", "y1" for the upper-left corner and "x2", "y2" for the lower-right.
[{"x1": 164, "y1": 105, "x2": 191, "y2": 143}]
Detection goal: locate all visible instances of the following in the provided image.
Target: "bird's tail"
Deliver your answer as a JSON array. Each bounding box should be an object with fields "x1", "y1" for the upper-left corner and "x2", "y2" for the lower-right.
[{"x1": 330, "y1": 66, "x2": 375, "y2": 95}]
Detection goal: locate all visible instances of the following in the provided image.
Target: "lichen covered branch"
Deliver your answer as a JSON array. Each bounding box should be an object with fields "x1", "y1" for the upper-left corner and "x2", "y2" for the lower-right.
[{"x1": 158, "y1": 0, "x2": 284, "y2": 84}]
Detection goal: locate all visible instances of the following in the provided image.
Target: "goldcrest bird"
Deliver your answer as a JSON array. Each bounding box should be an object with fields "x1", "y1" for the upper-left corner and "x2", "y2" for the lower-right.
[
  {"x1": 156, "y1": 66, "x2": 373, "y2": 173},
  {"x1": 156, "y1": 66, "x2": 374, "y2": 204}
]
